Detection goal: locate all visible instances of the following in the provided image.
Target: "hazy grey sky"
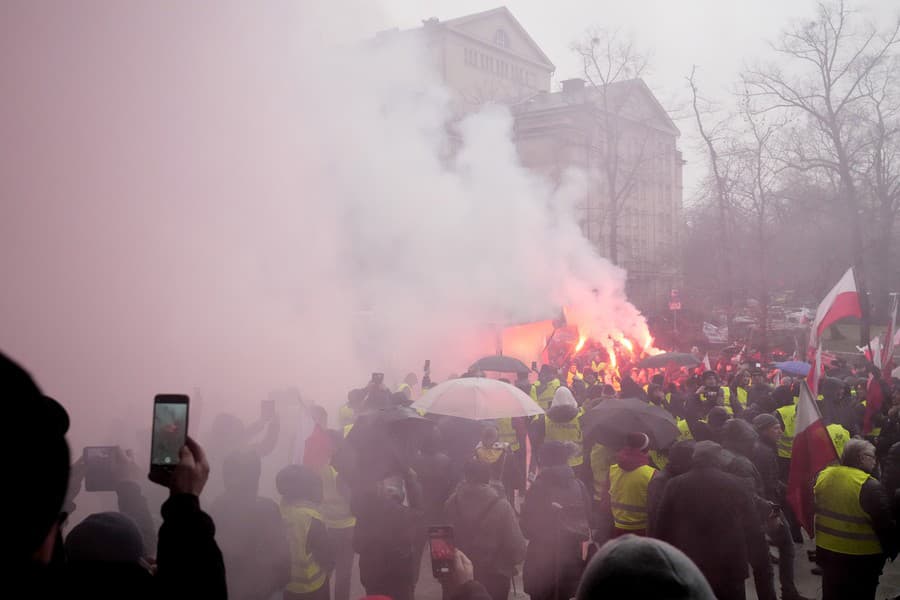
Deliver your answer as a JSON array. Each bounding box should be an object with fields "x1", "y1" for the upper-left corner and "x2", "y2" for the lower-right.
[{"x1": 380, "y1": 0, "x2": 897, "y2": 197}]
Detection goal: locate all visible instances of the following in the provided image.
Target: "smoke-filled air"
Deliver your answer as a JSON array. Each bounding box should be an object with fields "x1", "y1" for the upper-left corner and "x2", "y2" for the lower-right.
[{"x1": 1, "y1": 1, "x2": 650, "y2": 442}]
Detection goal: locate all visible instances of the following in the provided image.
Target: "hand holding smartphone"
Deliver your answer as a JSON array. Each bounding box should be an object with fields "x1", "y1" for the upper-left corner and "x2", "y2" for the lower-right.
[{"x1": 83, "y1": 446, "x2": 120, "y2": 492}]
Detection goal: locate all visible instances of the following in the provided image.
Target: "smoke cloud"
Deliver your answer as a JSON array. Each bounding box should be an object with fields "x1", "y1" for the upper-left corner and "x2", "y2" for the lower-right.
[{"x1": 0, "y1": 1, "x2": 651, "y2": 448}]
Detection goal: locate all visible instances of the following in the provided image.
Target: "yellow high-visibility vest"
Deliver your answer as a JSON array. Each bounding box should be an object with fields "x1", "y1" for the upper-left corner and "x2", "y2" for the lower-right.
[
  {"x1": 776, "y1": 403, "x2": 797, "y2": 459},
  {"x1": 814, "y1": 465, "x2": 882, "y2": 555},
  {"x1": 531, "y1": 379, "x2": 561, "y2": 411},
  {"x1": 544, "y1": 408, "x2": 584, "y2": 466},
  {"x1": 590, "y1": 443, "x2": 615, "y2": 501},
  {"x1": 730, "y1": 387, "x2": 748, "y2": 410},
  {"x1": 338, "y1": 404, "x2": 355, "y2": 428},
  {"x1": 609, "y1": 464, "x2": 655, "y2": 531},
  {"x1": 280, "y1": 502, "x2": 328, "y2": 594},
  {"x1": 826, "y1": 423, "x2": 850, "y2": 461},
  {"x1": 496, "y1": 417, "x2": 521, "y2": 451},
  {"x1": 319, "y1": 466, "x2": 355, "y2": 529}
]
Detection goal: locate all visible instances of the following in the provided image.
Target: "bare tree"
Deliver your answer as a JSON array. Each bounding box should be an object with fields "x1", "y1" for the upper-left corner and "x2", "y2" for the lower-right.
[
  {"x1": 687, "y1": 66, "x2": 739, "y2": 337},
  {"x1": 743, "y1": 0, "x2": 900, "y2": 340},
  {"x1": 859, "y1": 56, "x2": 900, "y2": 315},
  {"x1": 732, "y1": 92, "x2": 789, "y2": 355},
  {"x1": 572, "y1": 29, "x2": 655, "y2": 266}
]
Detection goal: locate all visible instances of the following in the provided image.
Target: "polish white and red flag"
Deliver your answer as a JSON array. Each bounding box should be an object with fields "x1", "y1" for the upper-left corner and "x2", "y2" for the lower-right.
[
  {"x1": 786, "y1": 381, "x2": 839, "y2": 534},
  {"x1": 702, "y1": 353, "x2": 711, "y2": 371},
  {"x1": 806, "y1": 344, "x2": 823, "y2": 396},
  {"x1": 808, "y1": 268, "x2": 862, "y2": 350}
]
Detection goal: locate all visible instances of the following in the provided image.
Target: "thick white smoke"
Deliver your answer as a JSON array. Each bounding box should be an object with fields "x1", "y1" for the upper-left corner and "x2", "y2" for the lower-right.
[{"x1": 0, "y1": 2, "x2": 652, "y2": 450}]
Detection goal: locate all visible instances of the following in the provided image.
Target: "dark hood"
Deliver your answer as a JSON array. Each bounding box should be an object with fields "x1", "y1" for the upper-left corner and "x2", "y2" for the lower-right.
[
  {"x1": 536, "y1": 464, "x2": 576, "y2": 486},
  {"x1": 548, "y1": 403, "x2": 580, "y2": 423},
  {"x1": 577, "y1": 534, "x2": 716, "y2": 600},
  {"x1": 450, "y1": 482, "x2": 503, "y2": 521},
  {"x1": 666, "y1": 441, "x2": 695, "y2": 476}
]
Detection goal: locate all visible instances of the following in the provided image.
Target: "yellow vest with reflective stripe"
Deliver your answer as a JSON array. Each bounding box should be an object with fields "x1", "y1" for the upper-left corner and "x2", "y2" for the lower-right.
[
  {"x1": 496, "y1": 417, "x2": 520, "y2": 451},
  {"x1": 826, "y1": 423, "x2": 850, "y2": 461},
  {"x1": 545, "y1": 408, "x2": 584, "y2": 466},
  {"x1": 280, "y1": 502, "x2": 328, "y2": 593},
  {"x1": 609, "y1": 464, "x2": 655, "y2": 530},
  {"x1": 531, "y1": 379, "x2": 561, "y2": 411},
  {"x1": 776, "y1": 404, "x2": 797, "y2": 459},
  {"x1": 319, "y1": 466, "x2": 355, "y2": 529},
  {"x1": 590, "y1": 443, "x2": 615, "y2": 500},
  {"x1": 339, "y1": 404, "x2": 355, "y2": 428},
  {"x1": 814, "y1": 465, "x2": 882, "y2": 555},
  {"x1": 730, "y1": 387, "x2": 748, "y2": 410},
  {"x1": 342, "y1": 423, "x2": 353, "y2": 438},
  {"x1": 649, "y1": 449, "x2": 668, "y2": 470},
  {"x1": 676, "y1": 417, "x2": 700, "y2": 442}
]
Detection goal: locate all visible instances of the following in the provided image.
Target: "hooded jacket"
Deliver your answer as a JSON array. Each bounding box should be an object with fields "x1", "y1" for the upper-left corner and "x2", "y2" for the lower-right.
[
  {"x1": 443, "y1": 482, "x2": 526, "y2": 576},
  {"x1": 530, "y1": 388, "x2": 583, "y2": 464},
  {"x1": 576, "y1": 535, "x2": 716, "y2": 600}
]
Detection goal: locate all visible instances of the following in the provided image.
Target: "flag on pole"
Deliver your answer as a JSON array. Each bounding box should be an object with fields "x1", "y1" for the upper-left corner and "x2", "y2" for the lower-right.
[
  {"x1": 786, "y1": 381, "x2": 839, "y2": 534},
  {"x1": 702, "y1": 353, "x2": 711, "y2": 371},
  {"x1": 864, "y1": 372, "x2": 885, "y2": 435},
  {"x1": 806, "y1": 344, "x2": 823, "y2": 397},
  {"x1": 808, "y1": 268, "x2": 862, "y2": 350}
]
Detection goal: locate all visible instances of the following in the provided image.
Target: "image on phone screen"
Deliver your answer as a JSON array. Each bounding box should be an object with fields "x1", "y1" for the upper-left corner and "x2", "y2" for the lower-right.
[
  {"x1": 428, "y1": 525, "x2": 455, "y2": 577},
  {"x1": 151, "y1": 399, "x2": 188, "y2": 467}
]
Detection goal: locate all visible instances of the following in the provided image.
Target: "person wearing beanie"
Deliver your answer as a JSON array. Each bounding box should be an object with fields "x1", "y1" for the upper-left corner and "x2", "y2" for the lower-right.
[
  {"x1": 576, "y1": 534, "x2": 716, "y2": 600},
  {"x1": 655, "y1": 441, "x2": 770, "y2": 600},
  {"x1": 530, "y1": 387, "x2": 584, "y2": 473},
  {"x1": 520, "y1": 440, "x2": 592, "y2": 600},
  {"x1": 609, "y1": 432, "x2": 656, "y2": 537},
  {"x1": 530, "y1": 365, "x2": 561, "y2": 411}
]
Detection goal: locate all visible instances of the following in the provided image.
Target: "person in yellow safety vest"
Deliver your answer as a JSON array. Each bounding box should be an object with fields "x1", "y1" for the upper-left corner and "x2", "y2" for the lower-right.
[
  {"x1": 319, "y1": 462, "x2": 355, "y2": 600},
  {"x1": 814, "y1": 439, "x2": 896, "y2": 600},
  {"x1": 276, "y1": 465, "x2": 334, "y2": 600},
  {"x1": 775, "y1": 388, "x2": 798, "y2": 460},
  {"x1": 533, "y1": 387, "x2": 584, "y2": 471},
  {"x1": 339, "y1": 388, "x2": 365, "y2": 430},
  {"x1": 474, "y1": 424, "x2": 510, "y2": 483},
  {"x1": 530, "y1": 365, "x2": 561, "y2": 411},
  {"x1": 609, "y1": 432, "x2": 656, "y2": 536},
  {"x1": 696, "y1": 369, "x2": 735, "y2": 416},
  {"x1": 729, "y1": 369, "x2": 751, "y2": 413},
  {"x1": 566, "y1": 363, "x2": 583, "y2": 388},
  {"x1": 826, "y1": 422, "x2": 850, "y2": 460},
  {"x1": 396, "y1": 372, "x2": 419, "y2": 402}
]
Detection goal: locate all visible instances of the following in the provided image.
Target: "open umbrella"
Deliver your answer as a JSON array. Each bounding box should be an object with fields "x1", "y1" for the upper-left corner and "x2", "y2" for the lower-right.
[
  {"x1": 582, "y1": 398, "x2": 678, "y2": 449},
  {"x1": 469, "y1": 355, "x2": 530, "y2": 375},
  {"x1": 412, "y1": 377, "x2": 544, "y2": 420},
  {"x1": 636, "y1": 352, "x2": 701, "y2": 369},
  {"x1": 773, "y1": 361, "x2": 811, "y2": 377},
  {"x1": 344, "y1": 405, "x2": 435, "y2": 483}
]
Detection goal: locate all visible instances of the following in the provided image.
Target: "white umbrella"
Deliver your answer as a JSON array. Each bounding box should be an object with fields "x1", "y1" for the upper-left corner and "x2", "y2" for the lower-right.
[{"x1": 412, "y1": 377, "x2": 544, "y2": 420}]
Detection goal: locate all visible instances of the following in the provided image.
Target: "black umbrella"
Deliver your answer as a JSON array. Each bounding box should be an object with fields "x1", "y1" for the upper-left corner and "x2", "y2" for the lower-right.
[
  {"x1": 582, "y1": 398, "x2": 678, "y2": 450},
  {"x1": 345, "y1": 406, "x2": 435, "y2": 482},
  {"x1": 469, "y1": 355, "x2": 531, "y2": 374},
  {"x1": 636, "y1": 352, "x2": 701, "y2": 369}
]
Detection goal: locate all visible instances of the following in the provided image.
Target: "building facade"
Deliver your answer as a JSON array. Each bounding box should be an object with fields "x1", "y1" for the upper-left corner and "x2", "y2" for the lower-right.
[{"x1": 392, "y1": 7, "x2": 683, "y2": 311}]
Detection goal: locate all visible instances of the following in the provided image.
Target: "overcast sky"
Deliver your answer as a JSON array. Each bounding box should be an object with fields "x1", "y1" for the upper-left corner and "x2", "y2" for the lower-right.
[{"x1": 379, "y1": 0, "x2": 897, "y2": 198}]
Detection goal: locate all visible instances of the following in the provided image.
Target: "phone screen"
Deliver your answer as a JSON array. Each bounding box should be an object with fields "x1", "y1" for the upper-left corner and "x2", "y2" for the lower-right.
[
  {"x1": 84, "y1": 446, "x2": 118, "y2": 492},
  {"x1": 428, "y1": 525, "x2": 455, "y2": 578},
  {"x1": 150, "y1": 395, "x2": 189, "y2": 468}
]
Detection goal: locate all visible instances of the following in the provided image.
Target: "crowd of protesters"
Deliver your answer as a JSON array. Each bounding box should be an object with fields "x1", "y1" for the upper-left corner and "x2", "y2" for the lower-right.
[{"x1": 8, "y1": 344, "x2": 900, "y2": 600}]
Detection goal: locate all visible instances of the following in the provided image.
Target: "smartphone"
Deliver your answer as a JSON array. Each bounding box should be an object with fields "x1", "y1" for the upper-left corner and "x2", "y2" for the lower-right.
[
  {"x1": 371, "y1": 372, "x2": 385, "y2": 385},
  {"x1": 424, "y1": 359, "x2": 431, "y2": 373},
  {"x1": 150, "y1": 394, "x2": 190, "y2": 473},
  {"x1": 83, "y1": 446, "x2": 119, "y2": 492},
  {"x1": 428, "y1": 525, "x2": 455, "y2": 578},
  {"x1": 531, "y1": 361, "x2": 538, "y2": 372}
]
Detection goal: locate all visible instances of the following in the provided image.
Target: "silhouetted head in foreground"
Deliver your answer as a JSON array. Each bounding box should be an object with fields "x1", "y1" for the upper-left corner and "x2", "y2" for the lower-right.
[
  {"x1": 3, "y1": 351, "x2": 71, "y2": 566},
  {"x1": 577, "y1": 534, "x2": 716, "y2": 600}
]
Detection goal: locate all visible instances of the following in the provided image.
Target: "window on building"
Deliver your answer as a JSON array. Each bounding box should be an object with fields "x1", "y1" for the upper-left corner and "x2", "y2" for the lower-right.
[{"x1": 495, "y1": 29, "x2": 510, "y2": 49}]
